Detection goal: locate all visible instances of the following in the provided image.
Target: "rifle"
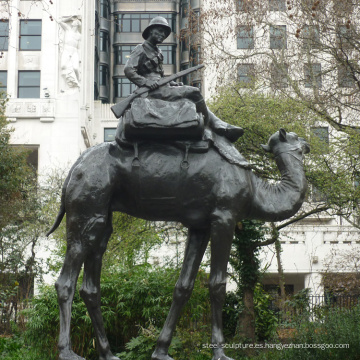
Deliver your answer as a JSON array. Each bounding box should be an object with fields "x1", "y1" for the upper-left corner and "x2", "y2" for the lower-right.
[{"x1": 110, "y1": 64, "x2": 205, "y2": 119}]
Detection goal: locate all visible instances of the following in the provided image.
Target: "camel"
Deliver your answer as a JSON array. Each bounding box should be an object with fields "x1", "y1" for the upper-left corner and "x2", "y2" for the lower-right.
[{"x1": 47, "y1": 128, "x2": 309, "y2": 360}]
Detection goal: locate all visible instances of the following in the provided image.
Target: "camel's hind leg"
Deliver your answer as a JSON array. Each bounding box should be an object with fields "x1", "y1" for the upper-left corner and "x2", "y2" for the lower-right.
[
  {"x1": 56, "y1": 234, "x2": 86, "y2": 360},
  {"x1": 56, "y1": 212, "x2": 116, "y2": 360},
  {"x1": 79, "y1": 213, "x2": 119, "y2": 360},
  {"x1": 152, "y1": 227, "x2": 210, "y2": 360}
]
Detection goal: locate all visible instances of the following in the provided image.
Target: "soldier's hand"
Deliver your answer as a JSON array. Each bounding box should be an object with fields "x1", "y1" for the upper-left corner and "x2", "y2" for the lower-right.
[
  {"x1": 169, "y1": 81, "x2": 183, "y2": 87},
  {"x1": 145, "y1": 80, "x2": 159, "y2": 90}
]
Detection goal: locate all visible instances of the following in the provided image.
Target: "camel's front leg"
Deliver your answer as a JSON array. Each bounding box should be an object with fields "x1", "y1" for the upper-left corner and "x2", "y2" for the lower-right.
[
  {"x1": 152, "y1": 227, "x2": 210, "y2": 360},
  {"x1": 209, "y1": 210, "x2": 235, "y2": 360}
]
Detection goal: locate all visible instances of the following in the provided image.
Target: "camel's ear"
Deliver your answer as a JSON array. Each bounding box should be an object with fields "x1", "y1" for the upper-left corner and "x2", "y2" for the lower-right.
[
  {"x1": 261, "y1": 144, "x2": 271, "y2": 152},
  {"x1": 279, "y1": 128, "x2": 287, "y2": 142}
]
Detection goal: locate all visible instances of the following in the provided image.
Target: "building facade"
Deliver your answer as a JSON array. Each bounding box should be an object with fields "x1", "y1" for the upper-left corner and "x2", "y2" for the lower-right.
[{"x1": 3, "y1": 0, "x2": 359, "y2": 298}]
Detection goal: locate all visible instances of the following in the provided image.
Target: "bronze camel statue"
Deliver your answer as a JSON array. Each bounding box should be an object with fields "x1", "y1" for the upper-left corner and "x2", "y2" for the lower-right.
[{"x1": 47, "y1": 128, "x2": 309, "y2": 360}]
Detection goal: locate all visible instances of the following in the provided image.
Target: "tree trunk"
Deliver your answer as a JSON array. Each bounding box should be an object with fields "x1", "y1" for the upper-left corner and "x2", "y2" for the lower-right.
[
  {"x1": 272, "y1": 224, "x2": 286, "y2": 311},
  {"x1": 238, "y1": 287, "x2": 256, "y2": 341}
]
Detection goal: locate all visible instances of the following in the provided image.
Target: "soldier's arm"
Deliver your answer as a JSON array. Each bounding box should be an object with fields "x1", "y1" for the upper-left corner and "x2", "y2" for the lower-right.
[
  {"x1": 124, "y1": 45, "x2": 148, "y2": 87},
  {"x1": 124, "y1": 45, "x2": 160, "y2": 90}
]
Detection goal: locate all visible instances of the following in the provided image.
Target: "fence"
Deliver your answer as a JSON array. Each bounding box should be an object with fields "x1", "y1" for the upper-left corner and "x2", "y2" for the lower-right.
[{"x1": 272, "y1": 294, "x2": 360, "y2": 324}]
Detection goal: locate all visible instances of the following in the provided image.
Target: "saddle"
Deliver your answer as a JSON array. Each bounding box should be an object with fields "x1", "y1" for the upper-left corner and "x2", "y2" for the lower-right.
[{"x1": 116, "y1": 98, "x2": 250, "y2": 170}]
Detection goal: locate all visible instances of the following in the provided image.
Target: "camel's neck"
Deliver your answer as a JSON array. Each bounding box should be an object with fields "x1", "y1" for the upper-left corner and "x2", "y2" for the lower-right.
[{"x1": 248, "y1": 150, "x2": 307, "y2": 222}]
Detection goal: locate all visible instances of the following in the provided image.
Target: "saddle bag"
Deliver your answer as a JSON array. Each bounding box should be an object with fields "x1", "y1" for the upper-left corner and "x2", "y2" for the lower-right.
[{"x1": 123, "y1": 97, "x2": 204, "y2": 141}]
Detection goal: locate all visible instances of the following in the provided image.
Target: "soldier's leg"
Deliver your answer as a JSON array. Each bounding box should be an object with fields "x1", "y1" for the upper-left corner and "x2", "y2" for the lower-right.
[
  {"x1": 150, "y1": 84, "x2": 244, "y2": 142},
  {"x1": 184, "y1": 87, "x2": 244, "y2": 143}
]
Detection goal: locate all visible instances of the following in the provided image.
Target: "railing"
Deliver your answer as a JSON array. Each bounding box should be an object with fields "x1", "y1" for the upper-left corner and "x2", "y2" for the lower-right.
[{"x1": 271, "y1": 295, "x2": 360, "y2": 325}]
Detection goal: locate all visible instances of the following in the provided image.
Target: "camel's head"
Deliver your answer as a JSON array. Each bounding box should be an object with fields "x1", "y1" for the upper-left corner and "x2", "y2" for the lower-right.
[{"x1": 261, "y1": 129, "x2": 310, "y2": 158}]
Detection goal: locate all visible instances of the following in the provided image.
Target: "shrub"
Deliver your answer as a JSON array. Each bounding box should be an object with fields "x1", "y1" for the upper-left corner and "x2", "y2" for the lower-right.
[
  {"x1": 256, "y1": 304, "x2": 360, "y2": 360},
  {"x1": 23, "y1": 264, "x2": 211, "y2": 360},
  {"x1": 0, "y1": 333, "x2": 49, "y2": 360},
  {"x1": 254, "y1": 284, "x2": 278, "y2": 341}
]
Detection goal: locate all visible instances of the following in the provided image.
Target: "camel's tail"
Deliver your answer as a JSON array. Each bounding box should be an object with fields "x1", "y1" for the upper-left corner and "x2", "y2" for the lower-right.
[
  {"x1": 46, "y1": 163, "x2": 73, "y2": 237},
  {"x1": 46, "y1": 202, "x2": 65, "y2": 237}
]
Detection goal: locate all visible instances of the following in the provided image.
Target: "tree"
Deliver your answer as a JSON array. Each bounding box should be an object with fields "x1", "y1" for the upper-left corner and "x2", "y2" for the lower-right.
[
  {"x1": 207, "y1": 88, "x2": 360, "y2": 339},
  {"x1": 100, "y1": 214, "x2": 164, "y2": 271},
  {"x1": 0, "y1": 168, "x2": 67, "y2": 334},
  {"x1": 228, "y1": 220, "x2": 272, "y2": 341},
  {"x1": 209, "y1": 87, "x2": 360, "y2": 226},
  {"x1": 0, "y1": 98, "x2": 34, "y2": 231},
  {"x1": 322, "y1": 246, "x2": 360, "y2": 297},
  {"x1": 199, "y1": 0, "x2": 360, "y2": 133}
]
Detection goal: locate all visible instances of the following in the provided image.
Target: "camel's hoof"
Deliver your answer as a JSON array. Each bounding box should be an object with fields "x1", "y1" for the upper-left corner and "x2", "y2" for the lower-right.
[
  {"x1": 151, "y1": 353, "x2": 174, "y2": 360},
  {"x1": 99, "y1": 355, "x2": 121, "y2": 360},
  {"x1": 59, "y1": 350, "x2": 86, "y2": 360},
  {"x1": 212, "y1": 356, "x2": 234, "y2": 360}
]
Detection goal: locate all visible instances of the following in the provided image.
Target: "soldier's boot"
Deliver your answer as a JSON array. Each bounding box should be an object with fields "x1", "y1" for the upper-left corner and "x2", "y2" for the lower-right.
[{"x1": 196, "y1": 100, "x2": 244, "y2": 143}]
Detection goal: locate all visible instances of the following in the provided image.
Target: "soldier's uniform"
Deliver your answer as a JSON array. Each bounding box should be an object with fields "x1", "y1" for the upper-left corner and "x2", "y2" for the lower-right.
[
  {"x1": 123, "y1": 16, "x2": 243, "y2": 143},
  {"x1": 124, "y1": 41, "x2": 204, "y2": 105}
]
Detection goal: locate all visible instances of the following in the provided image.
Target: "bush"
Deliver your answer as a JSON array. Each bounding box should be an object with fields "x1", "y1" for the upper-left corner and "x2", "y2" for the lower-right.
[
  {"x1": 23, "y1": 264, "x2": 211, "y2": 360},
  {"x1": 254, "y1": 285, "x2": 278, "y2": 341},
  {"x1": 0, "y1": 334, "x2": 48, "y2": 360},
  {"x1": 256, "y1": 304, "x2": 360, "y2": 360}
]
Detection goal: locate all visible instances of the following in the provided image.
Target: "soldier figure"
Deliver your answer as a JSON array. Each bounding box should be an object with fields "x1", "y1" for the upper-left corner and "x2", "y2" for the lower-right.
[{"x1": 124, "y1": 16, "x2": 244, "y2": 142}]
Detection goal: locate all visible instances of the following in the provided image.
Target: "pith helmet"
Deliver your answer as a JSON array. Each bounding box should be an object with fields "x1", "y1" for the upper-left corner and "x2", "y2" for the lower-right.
[{"x1": 142, "y1": 16, "x2": 171, "y2": 40}]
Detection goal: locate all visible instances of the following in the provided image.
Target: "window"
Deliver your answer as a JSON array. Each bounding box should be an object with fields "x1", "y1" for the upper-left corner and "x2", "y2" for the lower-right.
[
  {"x1": 237, "y1": 26, "x2": 254, "y2": 49},
  {"x1": 94, "y1": 52, "x2": 99, "y2": 99},
  {"x1": 190, "y1": 9, "x2": 200, "y2": 33},
  {"x1": 333, "y1": 0, "x2": 353, "y2": 15},
  {"x1": 18, "y1": 71, "x2": 40, "y2": 98},
  {"x1": 312, "y1": 185, "x2": 327, "y2": 202},
  {"x1": 237, "y1": 0, "x2": 253, "y2": 11},
  {"x1": 0, "y1": 20, "x2": 9, "y2": 51},
  {"x1": 311, "y1": 126, "x2": 329, "y2": 153},
  {"x1": 117, "y1": 13, "x2": 140, "y2": 32},
  {"x1": 99, "y1": 31, "x2": 109, "y2": 52},
  {"x1": 19, "y1": 20, "x2": 41, "y2": 50},
  {"x1": 159, "y1": 45, "x2": 176, "y2": 65},
  {"x1": 338, "y1": 65, "x2": 355, "y2": 88},
  {"x1": 263, "y1": 284, "x2": 294, "y2": 296},
  {"x1": 181, "y1": 38, "x2": 187, "y2": 52},
  {"x1": 0, "y1": 71, "x2": 7, "y2": 96},
  {"x1": 271, "y1": 64, "x2": 288, "y2": 88},
  {"x1": 114, "y1": 77, "x2": 137, "y2": 98},
  {"x1": 182, "y1": 0, "x2": 189, "y2": 18},
  {"x1": 24, "y1": 145, "x2": 39, "y2": 172},
  {"x1": 180, "y1": 29, "x2": 189, "y2": 53},
  {"x1": 302, "y1": 25, "x2": 320, "y2": 49},
  {"x1": 100, "y1": 0, "x2": 109, "y2": 19},
  {"x1": 269, "y1": 0, "x2": 286, "y2": 11},
  {"x1": 99, "y1": 65, "x2": 109, "y2": 86},
  {"x1": 270, "y1": 25, "x2": 286, "y2": 49},
  {"x1": 104, "y1": 128, "x2": 116, "y2": 142},
  {"x1": 191, "y1": 81, "x2": 201, "y2": 91},
  {"x1": 180, "y1": 63, "x2": 189, "y2": 85},
  {"x1": 337, "y1": 25, "x2": 352, "y2": 49},
  {"x1": 116, "y1": 13, "x2": 176, "y2": 34},
  {"x1": 238, "y1": 64, "x2": 255, "y2": 87},
  {"x1": 115, "y1": 45, "x2": 136, "y2": 65},
  {"x1": 304, "y1": 63, "x2": 322, "y2": 88},
  {"x1": 190, "y1": 46, "x2": 201, "y2": 66}
]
